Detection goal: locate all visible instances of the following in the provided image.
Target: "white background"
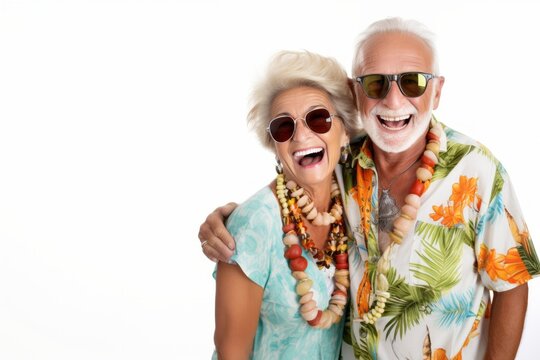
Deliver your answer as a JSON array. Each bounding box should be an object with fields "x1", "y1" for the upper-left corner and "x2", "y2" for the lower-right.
[{"x1": 1, "y1": 0, "x2": 539, "y2": 359}]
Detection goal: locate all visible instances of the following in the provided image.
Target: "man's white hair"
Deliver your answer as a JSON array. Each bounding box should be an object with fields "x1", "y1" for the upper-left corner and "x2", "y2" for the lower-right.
[{"x1": 352, "y1": 17, "x2": 440, "y2": 76}]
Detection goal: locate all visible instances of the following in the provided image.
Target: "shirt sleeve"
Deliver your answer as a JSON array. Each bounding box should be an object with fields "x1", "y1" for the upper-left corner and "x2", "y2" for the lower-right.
[
  {"x1": 223, "y1": 188, "x2": 280, "y2": 289},
  {"x1": 476, "y1": 163, "x2": 539, "y2": 292}
]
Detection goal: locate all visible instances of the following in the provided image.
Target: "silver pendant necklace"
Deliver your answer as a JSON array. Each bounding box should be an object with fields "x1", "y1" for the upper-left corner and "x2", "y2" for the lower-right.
[{"x1": 377, "y1": 158, "x2": 420, "y2": 232}]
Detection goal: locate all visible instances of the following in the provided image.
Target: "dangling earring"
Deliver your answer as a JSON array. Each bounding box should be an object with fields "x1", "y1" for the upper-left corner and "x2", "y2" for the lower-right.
[
  {"x1": 275, "y1": 156, "x2": 283, "y2": 174},
  {"x1": 340, "y1": 143, "x2": 351, "y2": 164}
]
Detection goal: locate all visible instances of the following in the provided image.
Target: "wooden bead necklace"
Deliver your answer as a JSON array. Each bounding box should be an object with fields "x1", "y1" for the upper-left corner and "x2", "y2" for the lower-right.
[
  {"x1": 361, "y1": 118, "x2": 443, "y2": 324},
  {"x1": 276, "y1": 173, "x2": 350, "y2": 328},
  {"x1": 281, "y1": 177, "x2": 344, "y2": 226}
]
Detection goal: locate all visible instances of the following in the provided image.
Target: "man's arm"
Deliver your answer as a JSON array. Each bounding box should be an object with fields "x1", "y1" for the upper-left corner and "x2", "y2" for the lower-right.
[
  {"x1": 484, "y1": 283, "x2": 528, "y2": 360},
  {"x1": 198, "y1": 202, "x2": 237, "y2": 262}
]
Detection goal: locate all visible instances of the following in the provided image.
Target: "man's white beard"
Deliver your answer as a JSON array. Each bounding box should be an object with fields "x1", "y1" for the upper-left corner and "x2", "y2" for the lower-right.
[{"x1": 361, "y1": 104, "x2": 433, "y2": 154}]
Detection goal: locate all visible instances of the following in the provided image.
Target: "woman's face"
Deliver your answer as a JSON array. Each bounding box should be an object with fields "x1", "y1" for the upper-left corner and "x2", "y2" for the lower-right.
[{"x1": 270, "y1": 86, "x2": 348, "y2": 190}]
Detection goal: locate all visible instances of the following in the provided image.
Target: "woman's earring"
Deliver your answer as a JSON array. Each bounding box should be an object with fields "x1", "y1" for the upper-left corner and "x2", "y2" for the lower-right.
[
  {"x1": 275, "y1": 156, "x2": 283, "y2": 174},
  {"x1": 340, "y1": 143, "x2": 351, "y2": 164}
]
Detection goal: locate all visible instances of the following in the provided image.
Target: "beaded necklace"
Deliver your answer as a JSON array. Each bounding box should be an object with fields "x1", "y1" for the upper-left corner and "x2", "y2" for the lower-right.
[
  {"x1": 276, "y1": 173, "x2": 350, "y2": 328},
  {"x1": 360, "y1": 118, "x2": 443, "y2": 324}
]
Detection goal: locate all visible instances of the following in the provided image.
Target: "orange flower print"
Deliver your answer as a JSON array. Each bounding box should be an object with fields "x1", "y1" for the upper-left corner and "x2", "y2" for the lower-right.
[
  {"x1": 484, "y1": 248, "x2": 508, "y2": 281},
  {"x1": 479, "y1": 243, "x2": 532, "y2": 283},
  {"x1": 430, "y1": 176, "x2": 478, "y2": 228},
  {"x1": 356, "y1": 264, "x2": 371, "y2": 316},
  {"x1": 450, "y1": 176, "x2": 477, "y2": 208},
  {"x1": 474, "y1": 194, "x2": 482, "y2": 212},
  {"x1": 477, "y1": 243, "x2": 489, "y2": 271},
  {"x1": 449, "y1": 318, "x2": 479, "y2": 360},
  {"x1": 504, "y1": 247, "x2": 532, "y2": 284},
  {"x1": 353, "y1": 166, "x2": 374, "y2": 238},
  {"x1": 432, "y1": 348, "x2": 448, "y2": 360},
  {"x1": 430, "y1": 204, "x2": 465, "y2": 227}
]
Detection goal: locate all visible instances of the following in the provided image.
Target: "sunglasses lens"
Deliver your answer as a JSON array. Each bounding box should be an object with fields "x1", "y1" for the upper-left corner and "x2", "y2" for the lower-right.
[
  {"x1": 400, "y1": 73, "x2": 428, "y2": 97},
  {"x1": 305, "y1": 108, "x2": 332, "y2": 134},
  {"x1": 361, "y1": 74, "x2": 389, "y2": 99},
  {"x1": 269, "y1": 117, "x2": 295, "y2": 142}
]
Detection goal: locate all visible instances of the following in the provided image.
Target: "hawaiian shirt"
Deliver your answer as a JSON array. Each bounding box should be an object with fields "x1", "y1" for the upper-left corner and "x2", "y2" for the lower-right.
[{"x1": 337, "y1": 119, "x2": 539, "y2": 359}]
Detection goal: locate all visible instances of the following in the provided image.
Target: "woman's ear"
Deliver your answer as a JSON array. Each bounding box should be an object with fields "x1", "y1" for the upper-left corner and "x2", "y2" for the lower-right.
[
  {"x1": 339, "y1": 136, "x2": 351, "y2": 164},
  {"x1": 341, "y1": 133, "x2": 350, "y2": 148}
]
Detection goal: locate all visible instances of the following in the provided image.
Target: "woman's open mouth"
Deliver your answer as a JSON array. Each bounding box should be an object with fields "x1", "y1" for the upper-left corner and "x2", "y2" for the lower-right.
[{"x1": 293, "y1": 147, "x2": 325, "y2": 167}]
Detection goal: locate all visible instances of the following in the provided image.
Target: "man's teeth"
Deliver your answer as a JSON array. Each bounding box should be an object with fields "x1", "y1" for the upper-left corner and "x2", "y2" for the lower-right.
[
  {"x1": 379, "y1": 115, "x2": 410, "y2": 121},
  {"x1": 294, "y1": 147, "x2": 323, "y2": 158}
]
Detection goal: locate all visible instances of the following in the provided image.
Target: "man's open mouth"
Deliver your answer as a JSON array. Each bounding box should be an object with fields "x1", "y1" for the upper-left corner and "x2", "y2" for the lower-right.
[{"x1": 377, "y1": 115, "x2": 412, "y2": 130}]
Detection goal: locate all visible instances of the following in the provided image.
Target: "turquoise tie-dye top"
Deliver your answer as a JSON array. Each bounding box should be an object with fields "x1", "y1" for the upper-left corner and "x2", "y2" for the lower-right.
[{"x1": 212, "y1": 186, "x2": 344, "y2": 359}]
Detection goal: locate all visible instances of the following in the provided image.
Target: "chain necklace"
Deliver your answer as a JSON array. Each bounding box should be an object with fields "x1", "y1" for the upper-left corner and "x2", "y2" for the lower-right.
[{"x1": 377, "y1": 157, "x2": 421, "y2": 232}]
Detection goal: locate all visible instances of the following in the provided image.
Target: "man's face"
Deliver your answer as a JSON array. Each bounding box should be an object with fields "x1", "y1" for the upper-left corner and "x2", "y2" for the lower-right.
[{"x1": 354, "y1": 32, "x2": 444, "y2": 153}]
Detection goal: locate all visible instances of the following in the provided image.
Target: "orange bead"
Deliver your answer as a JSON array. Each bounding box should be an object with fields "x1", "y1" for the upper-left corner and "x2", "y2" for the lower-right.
[
  {"x1": 409, "y1": 179, "x2": 424, "y2": 196},
  {"x1": 332, "y1": 289, "x2": 347, "y2": 297},
  {"x1": 421, "y1": 154, "x2": 436, "y2": 168},
  {"x1": 427, "y1": 131, "x2": 440, "y2": 142},
  {"x1": 420, "y1": 163, "x2": 434, "y2": 174}
]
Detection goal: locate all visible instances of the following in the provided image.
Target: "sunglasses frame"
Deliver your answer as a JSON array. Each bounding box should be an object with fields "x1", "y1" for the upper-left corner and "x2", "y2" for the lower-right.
[
  {"x1": 266, "y1": 108, "x2": 338, "y2": 143},
  {"x1": 355, "y1": 72, "x2": 435, "y2": 99}
]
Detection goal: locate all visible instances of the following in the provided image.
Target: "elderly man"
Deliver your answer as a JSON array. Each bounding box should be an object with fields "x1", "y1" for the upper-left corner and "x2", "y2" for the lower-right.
[{"x1": 199, "y1": 18, "x2": 538, "y2": 359}]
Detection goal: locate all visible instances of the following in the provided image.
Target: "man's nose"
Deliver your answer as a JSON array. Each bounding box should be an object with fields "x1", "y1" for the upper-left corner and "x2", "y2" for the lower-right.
[{"x1": 382, "y1": 81, "x2": 407, "y2": 109}]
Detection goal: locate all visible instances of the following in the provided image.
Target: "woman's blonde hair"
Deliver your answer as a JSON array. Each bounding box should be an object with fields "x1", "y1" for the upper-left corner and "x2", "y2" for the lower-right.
[{"x1": 248, "y1": 50, "x2": 360, "y2": 151}]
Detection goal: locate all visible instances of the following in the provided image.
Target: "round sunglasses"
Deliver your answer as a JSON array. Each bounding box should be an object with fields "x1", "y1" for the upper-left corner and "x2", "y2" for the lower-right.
[
  {"x1": 355, "y1": 72, "x2": 435, "y2": 99},
  {"x1": 266, "y1": 108, "x2": 337, "y2": 143}
]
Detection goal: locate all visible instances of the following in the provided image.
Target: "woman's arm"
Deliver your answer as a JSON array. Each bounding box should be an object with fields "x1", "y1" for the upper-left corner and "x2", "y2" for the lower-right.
[{"x1": 214, "y1": 261, "x2": 263, "y2": 360}]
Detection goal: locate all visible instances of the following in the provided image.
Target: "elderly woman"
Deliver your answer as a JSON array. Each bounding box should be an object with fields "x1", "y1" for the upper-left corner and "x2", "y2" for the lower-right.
[{"x1": 213, "y1": 50, "x2": 359, "y2": 359}]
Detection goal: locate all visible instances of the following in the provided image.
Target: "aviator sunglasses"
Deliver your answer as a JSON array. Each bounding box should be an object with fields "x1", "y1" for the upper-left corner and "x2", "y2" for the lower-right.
[
  {"x1": 266, "y1": 108, "x2": 337, "y2": 143},
  {"x1": 355, "y1": 72, "x2": 435, "y2": 99}
]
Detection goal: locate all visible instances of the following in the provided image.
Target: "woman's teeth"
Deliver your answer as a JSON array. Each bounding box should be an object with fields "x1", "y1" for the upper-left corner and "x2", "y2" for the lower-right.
[{"x1": 293, "y1": 147, "x2": 324, "y2": 167}]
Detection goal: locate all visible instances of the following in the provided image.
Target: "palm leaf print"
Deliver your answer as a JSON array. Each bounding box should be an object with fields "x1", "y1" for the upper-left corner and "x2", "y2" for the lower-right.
[
  {"x1": 517, "y1": 238, "x2": 540, "y2": 275},
  {"x1": 433, "y1": 288, "x2": 475, "y2": 327},
  {"x1": 410, "y1": 232, "x2": 462, "y2": 292},
  {"x1": 416, "y1": 221, "x2": 475, "y2": 248},
  {"x1": 487, "y1": 193, "x2": 504, "y2": 222},
  {"x1": 358, "y1": 323, "x2": 379, "y2": 360},
  {"x1": 505, "y1": 207, "x2": 540, "y2": 275},
  {"x1": 475, "y1": 143, "x2": 497, "y2": 164},
  {"x1": 384, "y1": 268, "x2": 436, "y2": 340},
  {"x1": 382, "y1": 227, "x2": 464, "y2": 339},
  {"x1": 432, "y1": 141, "x2": 474, "y2": 181},
  {"x1": 489, "y1": 164, "x2": 505, "y2": 205}
]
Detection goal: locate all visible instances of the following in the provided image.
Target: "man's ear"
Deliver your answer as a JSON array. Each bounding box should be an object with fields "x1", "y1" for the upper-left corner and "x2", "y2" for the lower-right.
[{"x1": 432, "y1": 76, "x2": 445, "y2": 110}]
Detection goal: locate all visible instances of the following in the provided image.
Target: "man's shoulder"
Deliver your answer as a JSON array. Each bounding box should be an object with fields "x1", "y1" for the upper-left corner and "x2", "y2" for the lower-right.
[{"x1": 440, "y1": 122, "x2": 505, "y2": 171}]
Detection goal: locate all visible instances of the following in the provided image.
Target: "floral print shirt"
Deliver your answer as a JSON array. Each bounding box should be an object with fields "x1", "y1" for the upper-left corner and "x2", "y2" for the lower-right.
[
  {"x1": 338, "y1": 120, "x2": 539, "y2": 359},
  {"x1": 213, "y1": 186, "x2": 344, "y2": 360}
]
